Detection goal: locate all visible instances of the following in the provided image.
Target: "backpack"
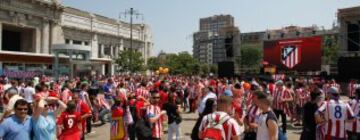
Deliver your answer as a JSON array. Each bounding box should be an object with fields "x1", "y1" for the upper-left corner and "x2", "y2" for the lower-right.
[
  {"x1": 201, "y1": 114, "x2": 230, "y2": 140},
  {"x1": 135, "y1": 118, "x2": 152, "y2": 139}
]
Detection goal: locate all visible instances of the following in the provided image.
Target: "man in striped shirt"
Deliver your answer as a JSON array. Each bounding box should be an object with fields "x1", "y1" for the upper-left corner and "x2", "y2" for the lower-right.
[
  {"x1": 272, "y1": 81, "x2": 293, "y2": 134},
  {"x1": 199, "y1": 95, "x2": 242, "y2": 140},
  {"x1": 146, "y1": 92, "x2": 167, "y2": 140},
  {"x1": 315, "y1": 87, "x2": 354, "y2": 140},
  {"x1": 346, "y1": 88, "x2": 360, "y2": 140},
  {"x1": 348, "y1": 79, "x2": 359, "y2": 99},
  {"x1": 294, "y1": 82, "x2": 310, "y2": 126}
]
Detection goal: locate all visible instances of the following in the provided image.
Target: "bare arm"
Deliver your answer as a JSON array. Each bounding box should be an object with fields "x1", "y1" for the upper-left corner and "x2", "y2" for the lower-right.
[
  {"x1": 54, "y1": 99, "x2": 67, "y2": 118},
  {"x1": 315, "y1": 113, "x2": 324, "y2": 124},
  {"x1": 148, "y1": 111, "x2": 166, "y2": 123},
  {"x1": 32, "y1": 99, "x2": 45, "y2": 120},
  {"x1": 231, "y1": 135, "x2": 240, "y2": 140},
  {"x1": 267, "y1": 119, "x2": 278, "y2": 140}
]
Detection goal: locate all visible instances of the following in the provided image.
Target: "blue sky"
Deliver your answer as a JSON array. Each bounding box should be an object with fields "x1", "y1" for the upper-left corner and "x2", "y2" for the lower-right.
[{"x1": 62, "y1": 0, "x2": 360, "y2": 56}]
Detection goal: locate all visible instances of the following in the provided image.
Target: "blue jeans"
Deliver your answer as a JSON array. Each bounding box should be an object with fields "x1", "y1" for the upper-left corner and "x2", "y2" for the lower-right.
[
  {"x1": 167, "y1": 122, "x2": 181, "y2": 140},
  {"x1": 99, "y1": 108, "x2": 110, "y2": 124}
]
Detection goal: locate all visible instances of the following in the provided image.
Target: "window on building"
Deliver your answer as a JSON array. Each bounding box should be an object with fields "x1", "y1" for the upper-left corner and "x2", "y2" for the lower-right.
[
  {"x1": 84, "y1": 41, "x2": 89, "y2": 46},
  {"x1": 98, "y1": 44, "x2": 102, "y2": 57},
  {"x1": 104, "y1": 46, "x2": 111, "y2": 55},
  {"x1": 73, "y1": 40, "x2": 82, "y2": 45},
  {"x1": 65, "y1": 39, "x2": 70, "y2": 44}
]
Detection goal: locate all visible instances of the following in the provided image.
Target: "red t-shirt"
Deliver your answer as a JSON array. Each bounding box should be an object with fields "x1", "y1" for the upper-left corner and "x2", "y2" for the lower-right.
[
  {"x1": 159, "y1": 90, "x2": 168, "y2": 109},
  {"x1": 57, "y1": 112, "x2": 82, "y2": 135},
  {"x1": 76, "y1": 101, "x2": 91, "y2": 132},
  {"x1": 111, "y1": 106, "x2": 124, "y2": 118}
]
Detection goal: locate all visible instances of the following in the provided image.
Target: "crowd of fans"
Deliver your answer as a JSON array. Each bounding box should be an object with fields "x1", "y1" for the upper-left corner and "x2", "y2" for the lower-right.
[{"x1": 0, "y1": 74, "x2": 359, "y2": 140}]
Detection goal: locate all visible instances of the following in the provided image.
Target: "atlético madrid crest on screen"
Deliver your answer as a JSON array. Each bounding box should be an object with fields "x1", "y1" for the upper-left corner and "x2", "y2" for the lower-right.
[{"x1": 281, "y1": 45, "x2": 301, "y2": 69}]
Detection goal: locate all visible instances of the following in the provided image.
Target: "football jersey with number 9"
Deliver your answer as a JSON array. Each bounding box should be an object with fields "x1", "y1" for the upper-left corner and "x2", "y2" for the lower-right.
[{"x1": 57, "y1": 111, "x2": 81, "y2": 135}]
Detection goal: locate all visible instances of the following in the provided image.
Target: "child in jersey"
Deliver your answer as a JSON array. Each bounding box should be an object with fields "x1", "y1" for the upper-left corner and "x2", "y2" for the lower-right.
[
  {"x1": 57, "y1": 101, "x2": 82, "y2": 140},
  {"x1": 110, "y1": 97, "x2": 126, "y2": 140}
]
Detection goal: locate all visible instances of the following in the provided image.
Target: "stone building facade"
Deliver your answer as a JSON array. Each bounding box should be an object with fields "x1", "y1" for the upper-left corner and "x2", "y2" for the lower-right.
[{"x1": 0, "y1": 0, "x2": 153, "y2": 77}]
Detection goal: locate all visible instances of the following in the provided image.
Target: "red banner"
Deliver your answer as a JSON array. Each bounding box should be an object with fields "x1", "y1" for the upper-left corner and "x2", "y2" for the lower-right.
[{"x1": 263, "y1": 36, "x2": 322, "y2": 71}]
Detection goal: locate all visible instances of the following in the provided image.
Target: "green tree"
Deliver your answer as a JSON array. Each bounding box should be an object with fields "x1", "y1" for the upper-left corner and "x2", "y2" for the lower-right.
[
  {"x1": 209, "y1": 64, "x2": 218, "y2": 74},
  {"x1": 146, "y1": 57, "x2": 160, "y2": 71},
  {"x1": 147, "y1": 51, "x2": 200, "y2": 75},
  {"x1": 323, "y1": 35, "x2": 338, "y2": 64},
  {"x1": 200, "y1": 64, "x2": 210, "y2": 75},
  {"x1": 241, "y1": 46, "x2": 262, "y2": 71},
  {"x1": 114, "y1": 49, "x2": 144, "y2": 73}
]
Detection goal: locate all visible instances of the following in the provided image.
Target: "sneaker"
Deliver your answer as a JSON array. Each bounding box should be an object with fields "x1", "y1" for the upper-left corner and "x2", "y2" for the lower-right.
[
  {"x1": 87, "y1": 131, "x2": 96, "y2": 135},
  {"x1": 294, "y1": 123, "x2": 302, "y2": 126}
]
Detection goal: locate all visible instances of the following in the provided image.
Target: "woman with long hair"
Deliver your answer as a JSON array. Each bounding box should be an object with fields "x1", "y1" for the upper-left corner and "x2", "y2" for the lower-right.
[{"x1": 191, "y1": 98, "x2": 216, "y2": 140}]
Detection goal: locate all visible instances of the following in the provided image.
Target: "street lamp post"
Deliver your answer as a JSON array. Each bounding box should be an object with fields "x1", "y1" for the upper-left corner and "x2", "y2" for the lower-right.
[{"x1": 120, "y1": 8, "x2": 143, "y2": 73}]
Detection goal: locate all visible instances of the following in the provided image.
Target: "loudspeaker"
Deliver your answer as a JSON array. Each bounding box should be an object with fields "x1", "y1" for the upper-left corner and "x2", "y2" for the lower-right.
[
  {"x1": 347, "y1": 23, "x2": 360, "y2": 51},
  {"x1": 225, "y1": 37, "x2": 233, "y2": 58},
  {"x1": 338, "y1": 57, "x2": 360, "y2": 80},
  {"x1": 218, "y1": 61, "x2": 234, "y2": 78}
]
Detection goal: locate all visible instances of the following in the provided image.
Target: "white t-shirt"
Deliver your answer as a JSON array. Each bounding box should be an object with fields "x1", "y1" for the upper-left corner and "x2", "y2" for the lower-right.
[
  {"x1": 7, "y1": 95, "x2": 24, "y2": 112},
  {"x1": 23, "y1": 87, "x2": 35, "y2": 103},
  {"x1": 198, "y1": 92, "x2": 217, "y2": 114}
]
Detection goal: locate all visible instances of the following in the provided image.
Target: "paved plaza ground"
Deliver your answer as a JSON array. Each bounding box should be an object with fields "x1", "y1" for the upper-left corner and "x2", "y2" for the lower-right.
[{"x1": 86, "y1": 112, "x2": 301, "y2": 140}]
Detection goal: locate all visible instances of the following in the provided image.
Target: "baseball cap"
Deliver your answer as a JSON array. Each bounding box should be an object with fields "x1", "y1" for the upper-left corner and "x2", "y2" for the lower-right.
[
  {"x1": 328, "y1": 87, "x2": 339, "y2": 94},
  {"x1": 223, "y1": 90, "x2": 233, "y2": 97},
  {"x1": 275, "y1": 80, "x2": 284, "y2": 86}
]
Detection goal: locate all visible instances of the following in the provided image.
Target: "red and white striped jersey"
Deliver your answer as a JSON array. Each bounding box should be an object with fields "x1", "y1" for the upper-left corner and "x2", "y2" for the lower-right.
[
  {"x1": 246, "y1": 105, "x2": 260, "y2": 124},
  {"x1": 61, "y1": 88, "x2": 73, "y2": 104},
  {"x1": 146, "y1": 105, "x2": 163, "y2": 139},
  {"x1": 0, "y1": 84, "x2": 4, "y2": 95},
  {"x1": 135, "y1": 87, "x2": 150, "y2": 100},
  {"x1": 346, "y1": 99, "x2": 360, "y2": 133},
  {"x1": 272, "y1": 74, "x2": 285, "y2": 82},
  {"x1": 317, "y1": 100, "x2": 354, "y2": 138},
  {"x1": 322, "y1": 84, "x2": 330, "y2": 95},
  {"x1": 348, "y1": 83, "x2": 360, "y2": 98},
  {"x1": 295, "y1": 88, "x2": 309, "y2": 107},
  {"x1": 273, "y1": 86, "x2": 291, "y2": 111},
  {"x1": 199, "y1": 111, "x2": 242, "y2": 140}
]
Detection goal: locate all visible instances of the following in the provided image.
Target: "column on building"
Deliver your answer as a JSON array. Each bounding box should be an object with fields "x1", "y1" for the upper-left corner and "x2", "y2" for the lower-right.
[
  {"x1": 100, "y1": 44, "x2": 104, "y2": 58},
  {"x1": 91, "y1": 34, "x2": 99, "y2": 58},
  {"x1": 42, "y1": 19, "x2": 50, "y2": 54},
  {"x1": 102, "y1": 64, "x2": 105, "y2": 75},
  {"x1": 110, "y1": 45, "x2": 113, "y2": 57},
  {"x1": 35, "y1": 27, "x2": 42, "y2": 53},
  {"x1": 119, "y1": 38, "x2": 124, "y2": 51}
]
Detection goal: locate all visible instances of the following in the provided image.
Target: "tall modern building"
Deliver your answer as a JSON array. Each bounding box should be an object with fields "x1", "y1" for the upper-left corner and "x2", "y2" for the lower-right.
[
  {"x1": 193, "y1": 15, "x2": 240, "y2": 67},
  {"x1": 0, "y1": 0, "x2": 153, "y2": 78}
]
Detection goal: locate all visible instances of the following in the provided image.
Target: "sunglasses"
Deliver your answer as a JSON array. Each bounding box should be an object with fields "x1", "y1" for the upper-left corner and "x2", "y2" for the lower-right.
[
  {"x1": 152, "y1": 96, "x2": 160, "y2": 99},
  {"x1": 16, "y1": 108, "x2": 28, "y2": 111}
]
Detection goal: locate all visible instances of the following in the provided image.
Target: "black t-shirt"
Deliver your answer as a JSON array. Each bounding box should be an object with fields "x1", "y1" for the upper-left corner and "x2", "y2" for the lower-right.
[
  {"x1": 163, "y1": 102, "x2": 181, "y2": 124},
  {"x1": 302, "y1": 102, "x2": 318, "y2": 132}
]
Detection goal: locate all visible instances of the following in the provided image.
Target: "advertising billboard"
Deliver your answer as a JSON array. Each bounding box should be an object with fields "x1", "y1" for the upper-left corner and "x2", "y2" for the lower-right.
[{"x1": 263, "y1": 36, "x2": 322, "y2": 71}]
